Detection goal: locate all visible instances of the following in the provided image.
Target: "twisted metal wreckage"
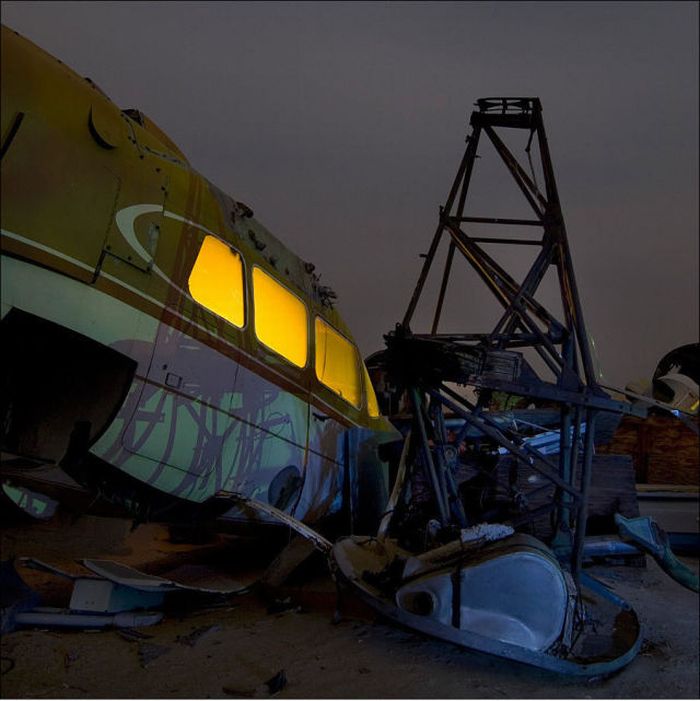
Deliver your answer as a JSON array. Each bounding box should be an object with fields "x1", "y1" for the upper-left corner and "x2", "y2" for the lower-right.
[
  {"x1": 1, "y1": 23, "x2": 697, "y2": 678},
  {"x1": 234, "y1": 97, "x2": 699, "y2": 676}
]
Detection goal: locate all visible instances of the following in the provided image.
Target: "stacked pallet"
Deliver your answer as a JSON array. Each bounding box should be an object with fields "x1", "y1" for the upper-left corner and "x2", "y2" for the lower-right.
[
  {"x1": 597, "y1": 414, "x2": 699, "y2": 485},
  {"x1": 495, "y1": 453, "x2": 638, "y2": 540}
]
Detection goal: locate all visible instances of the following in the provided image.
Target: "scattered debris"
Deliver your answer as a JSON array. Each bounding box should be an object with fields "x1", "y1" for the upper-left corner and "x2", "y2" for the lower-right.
[
  {"x1": 263, "y1": 669, "x2": 287, "y2": 695},
  {"x1": 137, "y1": 642, "x2": 171, "y2": 668},
  {"x1": 222, "y1": 670, "x2": 288, "y2": 698},
  {"x1": 261, "y1": 536, "x2": 317, "y2": 590},
  {"x1": 175, "y1": 624, "x2": 222, "y2": 647},
  {"x1": 266, "y1": 597, "x2": 300, "y2": 615},
  {"x1": 159, "y1": 563, "x2": 251, "y2": 595},
  {"x1": 81, "y1": 559, "x2": 247, "y2": 596},
  {"x1": 1, "y1": 656, "x2": 15, "y2": 676},
  {"x1": 459, "y1": 522, "x2": 514, "y2": 544},
  {"x1": 17, "y1": 558, "x2": 166, "y2": 619},
  {"x1": 13, "y1": 608, "x2": 163, "y2": 630},
  {"x1": 0, "y1": 559, "x2": 40, "y2": 634},
  {"x1": 615, "y1": 514, "x2": 699, "y2": 591},
  {"x1": 639, "y1": 637, "x2": 672, "y2": 660},
  {"x1": 4, "y1": 557, "x2": 252, "y2": 632},
  {"x1": 116, "y1": 627, "x2": 154, "y2": 643},
  {"x1": 1, "y1": 484, "x2": 59, "y2": 521}
]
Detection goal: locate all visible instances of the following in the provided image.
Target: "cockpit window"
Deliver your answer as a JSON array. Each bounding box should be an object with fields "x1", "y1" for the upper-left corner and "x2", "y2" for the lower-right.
[
  {"x1": 188, "y1": 235, "x2": 245, "y2": 327},
  {"x1": 253, "y1": 267, "x2": 308, "y2": 368},
  {"x1": 315, "y1": 317, "x2": 361, "y2": 408}
]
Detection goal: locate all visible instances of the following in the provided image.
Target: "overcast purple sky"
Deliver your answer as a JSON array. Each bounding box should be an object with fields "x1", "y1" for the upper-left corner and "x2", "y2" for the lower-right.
[{"x1": 2, "y1": 1, "x2": 698, "y2": 386}]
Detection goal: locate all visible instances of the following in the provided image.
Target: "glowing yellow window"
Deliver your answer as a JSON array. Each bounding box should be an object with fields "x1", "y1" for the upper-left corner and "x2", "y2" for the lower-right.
[
  {"x1": 362, "y1": 364, "x2": 381, "y2": 417},
  {"x1": 188, "y1": 236, "x2": 245, "y2": 327},
  {"x1": 253, "y1": 267, "x2": 308, "y2": 367},
  {"x1": 315, "y1": 318, "x2": 361, "y2": 408}
]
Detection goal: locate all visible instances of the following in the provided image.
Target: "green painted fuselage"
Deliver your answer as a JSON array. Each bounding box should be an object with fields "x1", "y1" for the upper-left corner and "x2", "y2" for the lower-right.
[{"x1": 0, "y1": 25, "x2": 396, "y2": 524}]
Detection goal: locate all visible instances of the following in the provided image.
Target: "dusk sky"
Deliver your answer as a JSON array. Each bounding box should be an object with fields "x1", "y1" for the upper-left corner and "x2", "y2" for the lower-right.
[{"x1": 2, "y1": 1, "x2": 698, "y2": 387}]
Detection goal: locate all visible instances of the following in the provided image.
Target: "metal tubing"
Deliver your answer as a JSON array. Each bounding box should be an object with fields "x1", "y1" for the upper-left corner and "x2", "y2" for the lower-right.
[
  {"x1": 447, "y1": 229, "x2": 565, "y2": 370},
  {"x1": 434, "y1": 386, "x2": 582, "y2": 499},
  {"x1": 377, "y1": 431, "x2": 412, "y2": 540},
  {"x1": 410, "y1": 387, "x2": 450, "y2": 524},
  {"x1": 579, "y1": 572, "x2": 633, "y2": 611},
  {"x1": 572, "y1": 409, "x2": 597, "y2": 586},
  {"x1": 582, "y1": 538, "x2": 640, "y2": 558},
  {"x1": 557, "y1": 242, "x2": 599, "y2": 388},
  {"x1": 468, "y1": 237, "x2": 543, "y2": 246},
  {"x1": 491, "y1": 239, "x2": 555, "y2": 339},
  {"x1": 567, "y1": 405, "x2": 583, "y2": 528},
  {"x1": 422, "y1": 400, "x2": 451, "y2": 520},
  {"x1": 431, "y1": 241, "x2": 456, "y2": 333},
  {"x1": 458, "y1": 216, "x2": 543, "y2": 227},
  {"x1": 534, "y1": 113, "x2": 599, "y2": 389},
  {"x1": 432, "y1": 400, "x2": 468, "y2": 527},
  {"x1": 557, "y1": 404, "x2": 573, "y2": 534},
  {"x1": 403, "y1": 127, "x2": 481, "y2": 327},
  {"x1": 447, "y1": 224, "x2": 564, "y2": 343},
  {"x1": 482, "y1": 125, "x2": 547, "y2": 215}
]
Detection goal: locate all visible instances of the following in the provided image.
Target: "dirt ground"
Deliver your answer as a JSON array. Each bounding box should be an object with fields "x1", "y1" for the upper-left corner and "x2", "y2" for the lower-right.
[{"x1": 1, "y1": 513, "x2": 698, "y2": 699}]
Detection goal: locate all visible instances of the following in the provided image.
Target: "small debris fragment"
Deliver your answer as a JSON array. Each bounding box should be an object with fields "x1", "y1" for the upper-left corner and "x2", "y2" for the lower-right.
[
  {"x1": 1, "y1": 656, "x2": 16, "y2": 675},
  {"x1": 585, "y1": 675, "x2": 606, "y2": 685},
  {"x1": 460, "y1": 522, "x2": 514, "y2": 544},
  {"x1": 63, "y1": 651, "x2": 79, "y2": 669},
  {"x1": 61, "y1": 683, "x2": 87, "y2": 693},
  {"x1": 176, "y1": 624, "x2": 222, "y2": 647},
  {"x1": 266, "y1": 597, "x2": 297, "y2": 615},
  {"x1": 639, "y1": 637, "x2": 672, "y2": 660},
  {"x1": 117, "y1": 627, "x2": 153, "y2": 642},
  {"x1": 263, "y1": 670, "x2": 287, "y2": 696},
  {"x1": 222, "y1": 670, "x2": 287, "y2": 698},
  {"x1": 137, "y1": 642, "x2": 170, "y2": 668}
]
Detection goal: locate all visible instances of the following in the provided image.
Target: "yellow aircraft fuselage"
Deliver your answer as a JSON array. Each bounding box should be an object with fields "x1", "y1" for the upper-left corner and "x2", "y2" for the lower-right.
[{"x1": 1, "y1": 25, "x2": 395, "y2": 524}]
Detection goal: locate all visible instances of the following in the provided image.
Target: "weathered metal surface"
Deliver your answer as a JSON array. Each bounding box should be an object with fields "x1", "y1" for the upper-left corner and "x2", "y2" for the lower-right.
[
  {"x1": 0, "y1": 24, "x2": 397, "y2": 525},
  {"x1": 331, "y1": 534, "x2": 642, "y2": 676},
  {"x1": 371, "y1": 97, "x2": 646, "y2": 568},
  {"x1": 361, "y1": 97, "x2": 683, "y2": 674}
]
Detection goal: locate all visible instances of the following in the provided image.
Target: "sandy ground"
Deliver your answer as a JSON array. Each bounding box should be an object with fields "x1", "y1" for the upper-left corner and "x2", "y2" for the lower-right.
[{"x1": 1, "y1": 513, "x2": 698, "y2": 699}]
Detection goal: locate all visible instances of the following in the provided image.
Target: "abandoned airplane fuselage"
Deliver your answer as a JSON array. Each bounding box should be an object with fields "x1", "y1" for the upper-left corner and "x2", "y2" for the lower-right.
[
  {"x1": 5, "y1": 26, "x2": 698, "y2": 680},
  {"x1": 0, "y1": 25, "x2": 395, "y2": 524}
]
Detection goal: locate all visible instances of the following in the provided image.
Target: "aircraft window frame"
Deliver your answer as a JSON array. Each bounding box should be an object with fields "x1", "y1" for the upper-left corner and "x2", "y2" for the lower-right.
[
  {"x1": 252, "y1": 265, "x2": 309, "y2": 369},
  {"x1": 362, "y1": 362, "x2": 381, "y2": 417},
  {"x1": 188, "y1": 234, "x2": 247, "y2": 329},
  {"x1": 314, "y1": 316, "x2": 362, "y2": 409}
]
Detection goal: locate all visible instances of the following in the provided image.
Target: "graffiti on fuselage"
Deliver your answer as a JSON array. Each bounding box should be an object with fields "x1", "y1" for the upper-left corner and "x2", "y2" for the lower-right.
[
  {"x1": 2, "y1": 25, "x2": 394, "y2": 527},
  {"x1": 107, "y1": 203, "x2": 331, "y2": 512},
  {"x1": 96, "y1": 358, "x2": 310, "y2": 505}
]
